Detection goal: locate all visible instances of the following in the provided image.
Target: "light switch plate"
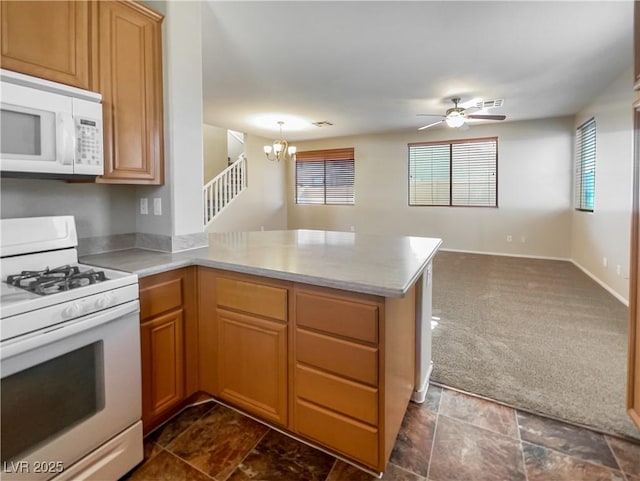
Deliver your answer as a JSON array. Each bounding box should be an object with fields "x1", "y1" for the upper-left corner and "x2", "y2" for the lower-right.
[{"x1": 140, "y1": 198, "x2": 148, "y2": 215}]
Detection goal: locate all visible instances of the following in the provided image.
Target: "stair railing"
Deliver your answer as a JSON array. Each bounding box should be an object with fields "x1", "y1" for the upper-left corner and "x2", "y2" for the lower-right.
[{"x1": 203, "y1": 156, "x2": 246, "y2": 226}]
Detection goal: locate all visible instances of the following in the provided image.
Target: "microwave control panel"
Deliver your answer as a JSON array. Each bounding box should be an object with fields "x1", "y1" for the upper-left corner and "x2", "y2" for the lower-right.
[{"x1": 75, "y1": 117, "x2": 102, "y2": 166}]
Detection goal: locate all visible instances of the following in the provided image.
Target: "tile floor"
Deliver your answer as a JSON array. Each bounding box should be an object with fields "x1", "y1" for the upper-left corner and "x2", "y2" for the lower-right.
[{"x1": 123, "y1": 385, "x2": 640, "y2": 481}]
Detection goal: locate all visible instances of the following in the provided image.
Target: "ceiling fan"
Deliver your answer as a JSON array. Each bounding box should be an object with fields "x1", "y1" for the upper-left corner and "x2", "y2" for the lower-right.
[{"x1": 417, "y1": 97, "x2": 507, "y2": 130}]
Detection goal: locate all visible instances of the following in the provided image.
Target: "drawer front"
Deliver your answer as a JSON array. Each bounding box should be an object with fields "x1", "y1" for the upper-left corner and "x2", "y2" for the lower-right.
[
  {"x1": 295, "y1": 399, "x2": 379, "y2": 468},
  {"x1": 296, "y1": 364, "x2": 378, "y2": 425},
  {"x1": 295, "y1": 291, "x2": 378, "y2": 343},
  {"x1": 216, "y1": 277, "x2": 287, "y2": 321},
  {"x1": 296, "y1": 329, "x2": 378, "y2": 386},
  {"x1": 140, "y1": 277, "x2": 183, "y2": 320}
]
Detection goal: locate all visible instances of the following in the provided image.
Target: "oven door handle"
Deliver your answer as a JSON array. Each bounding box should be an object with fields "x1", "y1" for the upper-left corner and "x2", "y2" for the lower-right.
[{"x1": 0, "y1": 300, "x2": 139, "y2": 361}]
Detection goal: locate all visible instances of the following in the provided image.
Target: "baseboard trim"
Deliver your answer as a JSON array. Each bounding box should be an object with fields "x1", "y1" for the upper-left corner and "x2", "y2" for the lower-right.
[
  {"x1": 438, "y1": 248, "x2": 628, "y2": 306},
  {"x1": 570, "y1": 260, "x2": 629, "y2": 306},
  {"x1": 439, "y1": 248, "x2": 571, "y2": 262}
]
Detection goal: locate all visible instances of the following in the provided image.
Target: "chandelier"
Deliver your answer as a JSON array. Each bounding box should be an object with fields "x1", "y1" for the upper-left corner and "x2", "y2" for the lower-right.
[{"x1": 264, "y1": 121, "x2": 296, "y2": 161}]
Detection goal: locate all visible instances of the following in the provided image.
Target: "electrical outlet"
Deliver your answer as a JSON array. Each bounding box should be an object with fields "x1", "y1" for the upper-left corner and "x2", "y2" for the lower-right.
[
  {"x1": 506, "y1": 235, "x2": 512, "y2": 242},
  {"x1": 616, "y1": 264, "x2": 621, "y2": 276},
  {"x1": 520, "y1": 236, "x2": 526, "y2": 243},
  {"x1": 602, "y1": 257, "x2": 608, "y2": 268},
  {"x1": 140, "y1": 198, "x2": 148, "y2": 215},
  {"x1": 153, "y1": 198, "x2": 162, "y2": 216}
]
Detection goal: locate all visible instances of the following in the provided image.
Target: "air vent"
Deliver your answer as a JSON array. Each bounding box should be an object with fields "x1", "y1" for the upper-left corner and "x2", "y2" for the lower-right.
[
  {"x1": 475, "y1": 99, "x2": 504, "y2": 109},
  {"x1": 312, "y1": 121, "x2": 334, "y2": 127}
]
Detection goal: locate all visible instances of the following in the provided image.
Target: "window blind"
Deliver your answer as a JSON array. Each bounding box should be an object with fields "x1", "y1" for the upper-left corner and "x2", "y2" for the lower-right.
[
  {"x1": 574, "y1": 118, "x2": 596, "y2": 212},
  {"x1": 409, "y1": 138, "x2": 497, "y2": 207},
  {"x1": 295, "y1": 148, "x2": 354, "y2": 205}
]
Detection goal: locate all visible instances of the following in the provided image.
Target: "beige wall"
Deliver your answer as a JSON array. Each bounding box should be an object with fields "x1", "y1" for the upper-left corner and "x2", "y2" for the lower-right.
[
  {"x1": 571, "y1": 67, "x2": 634, "y2": 302},
  {"x1": 287, "y1": 117, "x2": 574, "y2": 259},
  {"x1": 207, "y1": 133, "x2": 287, "y2": 232},
  {"x1": 203, "y1": 124, "x2": 229, "y2": 184},
  {"x1": 228, "y1": 130, "x2": 244, "y2": 164}
]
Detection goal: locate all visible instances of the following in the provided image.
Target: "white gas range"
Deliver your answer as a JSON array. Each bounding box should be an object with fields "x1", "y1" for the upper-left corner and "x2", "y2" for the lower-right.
[{"x1": 0, "y1": 216, "x2": 143, "y2": 481}]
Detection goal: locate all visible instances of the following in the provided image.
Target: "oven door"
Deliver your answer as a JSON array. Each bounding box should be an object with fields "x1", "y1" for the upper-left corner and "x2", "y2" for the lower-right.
[{"x1": 0, "y1": 301, "x2": 141, "y2": 481}]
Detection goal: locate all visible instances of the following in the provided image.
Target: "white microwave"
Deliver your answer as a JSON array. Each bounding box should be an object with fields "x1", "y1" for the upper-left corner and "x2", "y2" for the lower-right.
[{"x1": 0, "y1": 69, "x2": 104, "y2": 178}]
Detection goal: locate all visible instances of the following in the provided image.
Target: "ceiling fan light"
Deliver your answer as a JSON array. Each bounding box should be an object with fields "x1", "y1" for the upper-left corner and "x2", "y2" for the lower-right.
[{"x1": 445, "y1": 114, "x2": 465, "y2": 128}]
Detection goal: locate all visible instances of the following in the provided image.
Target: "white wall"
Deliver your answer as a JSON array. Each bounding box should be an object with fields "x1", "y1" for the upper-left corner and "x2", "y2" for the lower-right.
[
  {"x1": 203, "y1": 124, "x2": 229, "y2": 184},
  {"x1": 287, "y1": 117, "x2": 574, "y2": 259},
  {"x1": 207, "y1": 133, "x2": 287, "y2": 232},
  {"x1": 571, "y1": 67, "x2": 634, "y2": 301}
]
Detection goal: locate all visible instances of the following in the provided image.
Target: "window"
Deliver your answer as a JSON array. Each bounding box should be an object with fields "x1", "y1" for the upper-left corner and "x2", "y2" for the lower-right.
[
  {"x1": 295, "y1": 148, "x2": 354, "y2": 205},
  {"x1": 408, "y1": 137, "x2": 498, "y2": 207},
  {"x1": 574, "y1": 118, "x2": 596, "y2": 212}
]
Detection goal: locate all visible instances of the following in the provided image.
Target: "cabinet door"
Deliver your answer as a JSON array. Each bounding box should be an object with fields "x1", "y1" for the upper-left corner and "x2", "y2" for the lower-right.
[
  {"x1": 217, "y1": 309, "x2": 287, "y2": 426},
  {"x1": 94, "y1": 1, "x2": 164, "y2": 184},
  {"x1": 0, "y1": 1, "x2": 90, "y2": 89},
  {"x1": 141, "y1": 309, "x2": 185, "y2": 429}
]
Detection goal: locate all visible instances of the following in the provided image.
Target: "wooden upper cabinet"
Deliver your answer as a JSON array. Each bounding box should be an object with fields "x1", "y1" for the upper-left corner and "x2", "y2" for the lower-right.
[
  {"x1": 0, "y1": 1, "x2": 90, "y2": 89},
  {"x1": 93, "y1": 1, "x2": 165, "y2": 184}
]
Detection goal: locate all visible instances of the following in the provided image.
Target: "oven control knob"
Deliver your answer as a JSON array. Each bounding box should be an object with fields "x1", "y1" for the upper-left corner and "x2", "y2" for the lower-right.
[
  {"x1": 96, "y1": 294, "x2": 113, "y2": 309},
  {"x1": 63, "y1": 303, "x2": 82, "y2": 319}
]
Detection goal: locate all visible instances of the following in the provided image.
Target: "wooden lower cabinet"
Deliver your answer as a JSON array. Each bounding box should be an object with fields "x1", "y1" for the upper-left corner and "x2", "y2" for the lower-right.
[
  {"x1": 139, "y1": 267, "x2": 197, "y2": 434},
  {"x1": 198, "y1": 270, "x2": 289, "y2": 427},
  {"x1": 141, "y1": 309, "x2": 184, "y2": 425},
  {"x1": 293, "y1": 286, "x2": 387, "y2": 470},
  {"x1": 217, "y1": 308, "x2": 288, "y2": 426},
  {"x1": 197, "y1": 268, "x2": 416, "y2": 473}
]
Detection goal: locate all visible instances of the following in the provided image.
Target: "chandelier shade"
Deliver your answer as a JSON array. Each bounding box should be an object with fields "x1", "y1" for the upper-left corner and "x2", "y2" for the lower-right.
[{"x1": 264, "y1": 121, "x2": 296, "y2": 161}]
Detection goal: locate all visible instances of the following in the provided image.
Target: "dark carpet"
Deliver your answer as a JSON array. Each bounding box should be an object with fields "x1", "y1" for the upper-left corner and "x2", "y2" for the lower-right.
[{"x1": 431, "y1": 251, "x2": 639, "y2": 440}]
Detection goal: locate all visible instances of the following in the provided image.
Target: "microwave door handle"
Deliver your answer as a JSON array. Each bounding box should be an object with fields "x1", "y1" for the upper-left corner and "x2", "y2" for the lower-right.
[{"x1": 56, "y1": 112, "x2": 75, "y2": 166}]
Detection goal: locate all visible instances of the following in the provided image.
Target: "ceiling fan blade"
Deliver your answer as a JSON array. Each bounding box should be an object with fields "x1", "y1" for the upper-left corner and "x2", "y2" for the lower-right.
[
  {"x1": 459, "y1": 97, "x2": 482, "y2": 109},
  {"x1": 466, "y1": 114, "x2": 506, "y2": 121},
  {"x1": 416, "y1": 113, "x2": 444, "y2": 117},
  {"x1": 418, "y1": 120, "x2": 444, "y2": 131},
  {"x1": 458, "y1": 122, "x2": 470, "y2": 131}
]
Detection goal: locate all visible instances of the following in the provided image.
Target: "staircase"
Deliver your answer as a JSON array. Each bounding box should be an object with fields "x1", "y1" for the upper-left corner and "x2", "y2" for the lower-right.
[{"x1": 203, "y1": 156, "x2": 246, "y2": 227}]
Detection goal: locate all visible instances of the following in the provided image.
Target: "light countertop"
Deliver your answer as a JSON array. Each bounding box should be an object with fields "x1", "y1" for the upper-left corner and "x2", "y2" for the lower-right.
[{"x1": 81, "y1": 230, "x2": 442, "y2": 297}]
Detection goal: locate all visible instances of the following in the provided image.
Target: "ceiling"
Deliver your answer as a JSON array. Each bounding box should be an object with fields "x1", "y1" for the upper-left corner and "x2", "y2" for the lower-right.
[{"x1": 201, "y1": 1, "x2": 633, "y2": 141}]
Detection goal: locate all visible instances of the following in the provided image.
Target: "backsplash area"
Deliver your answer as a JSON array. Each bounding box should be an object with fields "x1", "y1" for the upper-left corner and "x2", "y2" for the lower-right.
[{"x1": 1, "y1": 178, "x2": 137, "y2": 239}]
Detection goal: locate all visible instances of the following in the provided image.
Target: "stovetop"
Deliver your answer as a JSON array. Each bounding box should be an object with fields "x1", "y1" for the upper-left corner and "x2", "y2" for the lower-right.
[
  {"x1": 1, "y1": 262, "x2": 138, "y2": 321},
  {"x1": 6, "y1": 264, "x2": 108, "y2": 296},
  {"x1": 0, "y1": 217, "x2": 139, "y2": 339}
]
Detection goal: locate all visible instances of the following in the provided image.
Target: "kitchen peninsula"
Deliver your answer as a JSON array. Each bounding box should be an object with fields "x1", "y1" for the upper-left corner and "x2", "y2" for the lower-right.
[{"x1": 81, "y1": 230, "x2": 441, "y2": 474}]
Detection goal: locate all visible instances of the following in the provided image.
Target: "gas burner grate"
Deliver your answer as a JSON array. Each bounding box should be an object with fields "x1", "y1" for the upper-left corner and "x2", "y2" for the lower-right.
[{"x1": 5, "y1": 265, "x2": 107, "y2": 295}]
